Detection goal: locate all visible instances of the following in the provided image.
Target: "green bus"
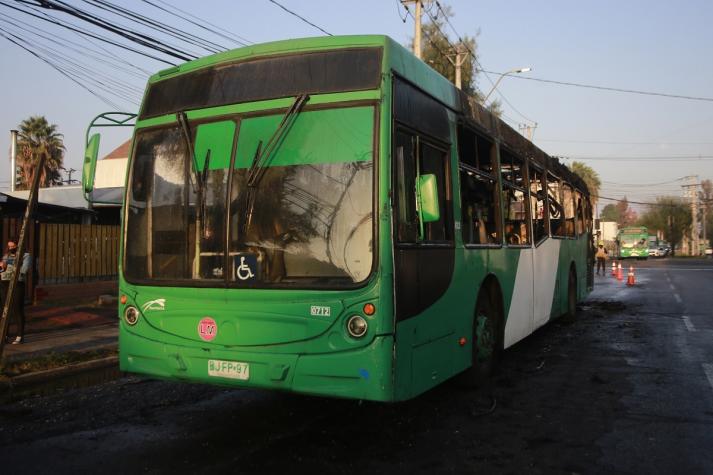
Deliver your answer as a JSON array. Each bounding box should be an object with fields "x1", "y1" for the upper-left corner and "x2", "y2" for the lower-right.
[
  {"x1": 617, "y1": 226, "x2": 649, "y2": 259},
  {"x1": 82, "y1": 35, "x2": 593, "y2": 402}
]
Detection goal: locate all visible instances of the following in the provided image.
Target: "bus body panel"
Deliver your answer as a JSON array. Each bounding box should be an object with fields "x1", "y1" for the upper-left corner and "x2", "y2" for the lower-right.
[{"x1": 113, "y1": 35, "x2": 592, "y2": 402}]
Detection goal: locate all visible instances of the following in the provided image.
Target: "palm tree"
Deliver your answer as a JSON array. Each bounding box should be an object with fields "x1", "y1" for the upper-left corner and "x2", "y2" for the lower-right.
[
  {"x1": 17, "y1": 116, "x2": 65, "y2": 189},
  {"x1": 569, "y1": 161, "x2": 601, "y2": 205}
]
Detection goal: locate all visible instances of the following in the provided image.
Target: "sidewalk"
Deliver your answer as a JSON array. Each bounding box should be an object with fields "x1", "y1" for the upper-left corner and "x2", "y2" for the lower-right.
[{"x1": 3, "y1": 302, "x2": 118, "y2": 363}]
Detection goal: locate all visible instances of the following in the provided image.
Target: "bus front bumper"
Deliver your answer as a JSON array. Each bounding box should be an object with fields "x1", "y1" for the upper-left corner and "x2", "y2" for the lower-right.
[{"x1": 120, "y1": 326, "x2": 394, "y2": 402}]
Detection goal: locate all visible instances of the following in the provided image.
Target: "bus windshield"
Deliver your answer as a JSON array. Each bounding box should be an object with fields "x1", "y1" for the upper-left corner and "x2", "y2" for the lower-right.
[{"x1": 125, "y1": 105, "x2": 375, "y2": 287}]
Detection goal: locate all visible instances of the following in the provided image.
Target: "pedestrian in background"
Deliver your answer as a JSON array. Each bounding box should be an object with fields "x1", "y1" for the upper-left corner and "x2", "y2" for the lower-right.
[
  {"x1": 595, "y1": 243, "x2": 608, "y2": 276},
  {"x1": 0, "y1": 240, "x2": 31, "y2": 344}
]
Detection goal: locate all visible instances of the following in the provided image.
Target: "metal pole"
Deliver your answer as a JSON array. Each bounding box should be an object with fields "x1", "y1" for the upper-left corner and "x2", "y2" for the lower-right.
[
  {"x1": 414, "y1": 0, "x2": 422, "y2": 59},
  {"x1": 10, "y1": 130, "x2": 18, "y2": 192},
  {"x1": 0, "y1": 150, "x2": 45, "y2": 359}
]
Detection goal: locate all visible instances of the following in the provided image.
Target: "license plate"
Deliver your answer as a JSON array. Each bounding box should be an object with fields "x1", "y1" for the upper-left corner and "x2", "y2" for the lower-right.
[{"x1": 208, "y1": 359, "x2": 250, "y2": 380}]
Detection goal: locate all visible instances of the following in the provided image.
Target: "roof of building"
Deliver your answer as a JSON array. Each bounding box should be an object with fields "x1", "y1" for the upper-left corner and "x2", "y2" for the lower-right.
[{"x1": 102, "y1": 140, "x2": 131, "y2": 160}]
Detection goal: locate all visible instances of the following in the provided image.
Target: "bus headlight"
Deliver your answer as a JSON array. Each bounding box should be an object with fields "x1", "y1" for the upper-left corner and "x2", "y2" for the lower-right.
[
  {"x1": 124, "y1": 306, "x2": 140, "y2": 326},
  {"x1": 347, "y1": 315, "x2": 368, "y2": 338}
]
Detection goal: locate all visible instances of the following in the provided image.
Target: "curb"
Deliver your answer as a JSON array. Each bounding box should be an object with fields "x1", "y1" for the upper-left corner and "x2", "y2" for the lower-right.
[{"x1": 0, "y1": 356, "x2": 120, "y2": 402}]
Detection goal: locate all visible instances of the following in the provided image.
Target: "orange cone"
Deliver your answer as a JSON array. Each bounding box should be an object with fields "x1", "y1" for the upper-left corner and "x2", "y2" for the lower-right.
[
  {"x1": 611, "y1": 261, "x2": 617, "y2": 277},
  {"x1": 626, "y1": 266, "x2": 636, "y2": 286},
  {"x1": 616, "y1": 262, "x2": 623, "y2": 281}
]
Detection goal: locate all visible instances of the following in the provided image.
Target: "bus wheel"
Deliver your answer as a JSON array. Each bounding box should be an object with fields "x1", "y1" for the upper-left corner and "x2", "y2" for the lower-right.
[
  {"x1": 563, "y1": 267, "x2": 577, "y2": 322},
  {"x1": 460, "y1": 288, "x2": 501, "y2": 387}
]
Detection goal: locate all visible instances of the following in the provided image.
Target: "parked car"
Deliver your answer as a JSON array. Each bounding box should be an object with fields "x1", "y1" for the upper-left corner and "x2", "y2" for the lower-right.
[{"x1": 705, "y1": 247, "x2": 712, "y2": 258}]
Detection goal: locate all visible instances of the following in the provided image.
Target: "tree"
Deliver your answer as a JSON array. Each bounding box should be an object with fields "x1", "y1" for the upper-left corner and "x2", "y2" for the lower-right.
[
  {"x1": 568, "y1": 161, "x2": 601, "y2": 205},
  {"x1": 599, "y1": 203, "x2": 620, "y2": 222},
  {"x1": 638, "y1": 197, "x2": 692, "y2": 255},
  {"x1": 16, "y1": 115, "x2": 65, "y2": 189},
  {"x1": 411, "y1": 4, "x2": 503, "y2": 116},
  {"x1": 616, "y1": 197, "x2": 638, "y2": 226},
  {"x1": 599, "y1": 197, "x2": 636, "y2": 226}
]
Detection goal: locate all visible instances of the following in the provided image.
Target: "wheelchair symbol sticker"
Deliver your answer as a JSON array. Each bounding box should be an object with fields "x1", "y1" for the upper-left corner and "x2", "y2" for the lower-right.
[{"x1": 235, "y1": 254, "x2": 257, "y2": 282}]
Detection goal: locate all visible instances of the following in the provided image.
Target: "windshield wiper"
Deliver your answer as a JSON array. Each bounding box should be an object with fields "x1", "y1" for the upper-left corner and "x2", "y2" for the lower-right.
[
  {"x1": 246, "y1": 93, "x2": 310, "y2": 188},
  {"x1": 177, "y1": 111, "x2": 201, "y2": 195},
  {"x1": 242, "y1": 93, "x2": 310, "y2": 232}
]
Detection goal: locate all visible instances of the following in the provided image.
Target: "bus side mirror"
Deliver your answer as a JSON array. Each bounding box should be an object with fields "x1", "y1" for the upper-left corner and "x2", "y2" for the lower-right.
[
  {"x1": 82, "y1": 133, "x2": 101, "y2": 197},
  {"x1": 417, "y1": 174, "x2": 440, "y2": 224}
]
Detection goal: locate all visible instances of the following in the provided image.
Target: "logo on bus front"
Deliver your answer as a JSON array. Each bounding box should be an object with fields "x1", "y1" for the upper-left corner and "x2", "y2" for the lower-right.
[{"x1": 198, "y1": 317, "x2": 218, "y2": 341}]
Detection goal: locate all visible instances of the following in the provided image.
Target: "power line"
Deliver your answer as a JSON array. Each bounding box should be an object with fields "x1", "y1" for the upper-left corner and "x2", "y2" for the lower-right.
[
  {"x1": 559, "y1": 155, "x2": 713, "y2": 161},
  {"x1": 602, "y1": 178, "x2": 689, "y2": 187},
  {"x1": 147, "y1": 0, "x2": 251, "y2": 46},
  {"x1": 538, "y1": 138, "x2": 713, "y2": 145},
  {"x1": 429, "y1": 1, "x2": 535, "y2": 125},
  {"x1": 141, "y1": 0, "x2": 248, "y2": 48},
  {"x1": 266, "y1": 0, "x2": 331, "y2": 36},
  {"x1": 0, "y1": 27, "x2": 122, "y2": 109},
  {"x1": 0, "y1": 1, "x2": 176, "y2": 65},
  {"x1": 0, "y1": 24, "x2": 140, "y2": 106},
  {"x1": 478, "y1": 68, "x2": 713, "y2": 103},
  {"x1": 18, "y1": 0, "x2": 195, "y2": 61}
]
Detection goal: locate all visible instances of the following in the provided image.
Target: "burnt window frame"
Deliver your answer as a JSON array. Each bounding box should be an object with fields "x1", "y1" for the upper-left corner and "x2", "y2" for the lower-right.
[
  {"x1": 456, "y1": 123, "x2": 502, "y2": 248},
  {"x1": 499, "y1": 146, "x2": 531, "y2": 248},
  {"x1": 528, "y1": 162, "x2": 549, "y2": 246}
]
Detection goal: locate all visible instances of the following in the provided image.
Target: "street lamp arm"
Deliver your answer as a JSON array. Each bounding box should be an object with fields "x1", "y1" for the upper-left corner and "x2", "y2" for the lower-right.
[{"x1": 483, "y1": 67, "x2": 531, "y2": 103}]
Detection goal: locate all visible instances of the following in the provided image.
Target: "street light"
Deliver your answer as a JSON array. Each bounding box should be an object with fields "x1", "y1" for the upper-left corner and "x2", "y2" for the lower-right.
[{"x1": 483, "y1": 67, "x2": 531, "y2": 103}]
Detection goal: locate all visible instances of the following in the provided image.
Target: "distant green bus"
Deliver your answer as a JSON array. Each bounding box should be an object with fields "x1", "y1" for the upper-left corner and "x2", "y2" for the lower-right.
[
  {"x1": 83, "y1": 35, "x2": 592, "y2": 401},
  {"x1": 618, "y1": 226, "x2": 649, "y2": 259}
]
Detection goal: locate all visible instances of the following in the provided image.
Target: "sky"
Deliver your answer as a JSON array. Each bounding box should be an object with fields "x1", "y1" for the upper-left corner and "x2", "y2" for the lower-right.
[{"x1": 1, "y1": 0, "x2": 712, "y2": 216}]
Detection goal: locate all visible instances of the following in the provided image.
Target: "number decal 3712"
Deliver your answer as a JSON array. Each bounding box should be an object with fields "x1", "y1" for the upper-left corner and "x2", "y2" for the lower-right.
[{"x1": 310, "y1": 306, "x2": 331, "y2": 317}]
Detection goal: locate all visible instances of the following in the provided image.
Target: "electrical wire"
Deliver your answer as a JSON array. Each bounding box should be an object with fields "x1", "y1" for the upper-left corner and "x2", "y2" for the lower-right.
[
  {"x1": 478, "y1": 68, "x2": 713, "y2": 103},
  {"x1": 141, "y1": 0, "x2": 247, "y2": 48},
  {"x1": 429, "y1": 1, "x2": 536, "y2": 125},
  {"x1": 148, "y1": 0, "x2": 252, "y2": 46},
  {"x1": 266, "y1": 0, "x2": 331, "y2": 36},
  {"x1": 18, "y1": 0, "x2": 196, "y2": 61},
  {"x1": 0, "y1": 1, "x2": 176, "y2": 65},
  {"x1": 0, "y1": 27, "x2": 123, "y2": 109}
]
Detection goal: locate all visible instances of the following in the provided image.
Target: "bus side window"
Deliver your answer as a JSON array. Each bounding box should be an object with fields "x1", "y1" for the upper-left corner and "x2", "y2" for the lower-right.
[
  {"x1": 458, "y1": 128, "x2": 499, "y2": 245},
  {"x1": 529, "y1": 166, "x2": 547, "y2": 243},
  {"x1": 460, "y1": 168, "x2": 499, "y2": 245},
  {"x1": 419, "y1": 141, "x2": 451, "y2": 242},
  {"x1": 575, "y1": 190, "x2": 585, "y2": 236},
  {"x1": 563, "y1": 183, "x2": 576, "y2": 237},
  {"x1": 547, "y1": 173, "x2": 565, "y2": 237},
  {"x1": 394, "y1": 131, "x2": 419, "y2": 243},
  {"x1": 500, "y1": 147, "x2": 530, "y2": 246}
]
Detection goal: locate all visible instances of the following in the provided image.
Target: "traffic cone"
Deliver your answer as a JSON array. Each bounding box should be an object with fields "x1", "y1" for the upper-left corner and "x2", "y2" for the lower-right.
[
  {"x1": 626, "y1": 266, "x2": 636, "y2": 286},
  {"x1": 611, "y1": 261, "x2": 617, "y2": 277},
  {"x1": 616, "y1": 263, "x2": 623, "y2": 281}
]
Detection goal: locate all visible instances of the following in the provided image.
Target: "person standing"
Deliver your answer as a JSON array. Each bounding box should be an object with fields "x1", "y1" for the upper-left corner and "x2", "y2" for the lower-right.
[
  {"x1": 0, "y1": 240, "x2": 31, "y2": 344},
  {"x1": 595, "y1": 243, "x2": 608, "y2": 276}
]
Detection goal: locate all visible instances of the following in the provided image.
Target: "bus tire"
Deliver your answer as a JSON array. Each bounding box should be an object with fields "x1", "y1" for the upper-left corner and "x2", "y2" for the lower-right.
[
  {"x1": 563, "y1": 266, "x2": 577, "y2": 322},
  {"x1": 459, "y1": 284, "x2": 502, "y2": 387}
]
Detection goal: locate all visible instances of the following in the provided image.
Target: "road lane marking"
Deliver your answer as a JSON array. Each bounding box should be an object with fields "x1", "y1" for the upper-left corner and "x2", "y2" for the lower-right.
[
  {"x1": 704, "y1": 364, "x2": 713, "y2": 391},
  {"x1": 634, "y1": 268, "x2": 713, "y2": 271},
  {"x1": 674, "y1": 293, "x2": 682, "y2": 304},
  {"x1": 682, "y1": 316, "x2": 696, "y2": 332},
  {"x1": 669, "y1": 283, "x2": 675, "y2": 290}
]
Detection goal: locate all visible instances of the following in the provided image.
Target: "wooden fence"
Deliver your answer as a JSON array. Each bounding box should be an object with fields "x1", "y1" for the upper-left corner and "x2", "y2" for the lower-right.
[{"x1": 37, "y1": 223, "x2": 120, "y2": 284}]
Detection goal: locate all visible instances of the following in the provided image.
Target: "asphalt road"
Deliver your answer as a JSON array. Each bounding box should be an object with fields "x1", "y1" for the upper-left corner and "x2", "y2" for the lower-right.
[{"x1": 2, "y1": 257, "x2": 712, "y2": 474}]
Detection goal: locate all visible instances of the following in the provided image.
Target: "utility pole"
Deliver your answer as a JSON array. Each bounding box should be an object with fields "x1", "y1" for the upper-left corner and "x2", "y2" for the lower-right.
[
  {"x1": 402, "y1": 1, "x2": 426, "y2": 59},
  {"x1": 0, "y1": 147, "x2": 46, "y2": 358},
  {"x1": 518, "y1": 123, "x2": 538, "y2": 141},
  {"x1": 10, "y1": 129, "x2": 18, "y2": 192},
  {"x1": 447, "y1": 44, "x2": 468, "y2": 89}
]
